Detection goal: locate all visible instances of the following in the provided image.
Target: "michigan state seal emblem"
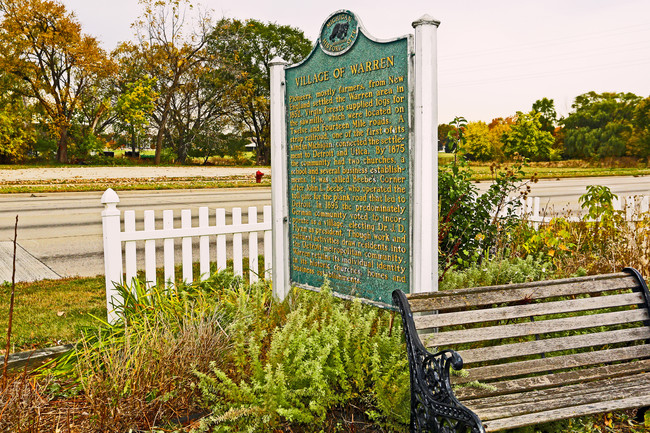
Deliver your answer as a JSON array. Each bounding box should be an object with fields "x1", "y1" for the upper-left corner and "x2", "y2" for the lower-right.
[{"x1": 319, "y1": 10, "x2": 358, "y2": 56}]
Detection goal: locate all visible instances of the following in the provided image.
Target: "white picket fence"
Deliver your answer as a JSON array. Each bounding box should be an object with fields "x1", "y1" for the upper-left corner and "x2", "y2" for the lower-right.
[
  {"x1": 101, "y1": 188, "x2": 272, "y2": 323},
  {"x1": 101, "y1": 187, "x2": 650, "y2": 323},
  {"x1": 507, "y1": 195, "x2": 650, "y2": 227}
]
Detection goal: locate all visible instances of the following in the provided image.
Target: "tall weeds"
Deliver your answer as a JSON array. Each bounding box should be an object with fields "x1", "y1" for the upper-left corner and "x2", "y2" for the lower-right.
[
  {"x1": 42, "y1": 275, "x2": 237, "y2": 432},
  {"x1": 511, "y1": 187, "x2": 650, "y2": 277}
]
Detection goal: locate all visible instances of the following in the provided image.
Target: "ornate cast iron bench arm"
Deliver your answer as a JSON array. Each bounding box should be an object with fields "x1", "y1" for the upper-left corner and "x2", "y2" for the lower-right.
[{"x1": 393, "y1": 290, "x2": 485, "y2": 433}]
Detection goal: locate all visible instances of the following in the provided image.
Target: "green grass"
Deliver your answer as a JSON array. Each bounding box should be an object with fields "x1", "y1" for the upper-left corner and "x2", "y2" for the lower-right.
[
  {"x1": 438, "y1": 152, "x2": 455, "y2": 163},
  {"x1": 463, "y1": 164, "x2": 650, "y2": 181},
  {"x1": 0, "y1": 177, "x2": 271, "y2": 194},
  {"x1": 436, "y1": 156, "x2": 650, "y2": 180},
  {"x1": 0, "y1": 276, "x2": 106, "y2": 352}
]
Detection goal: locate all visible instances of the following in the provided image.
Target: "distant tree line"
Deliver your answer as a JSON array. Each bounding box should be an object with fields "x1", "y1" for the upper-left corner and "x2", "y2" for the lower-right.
[
  {"x1": 0, "y1": 0, "x2": 312, "y2": 164},
  {"x1": 440, "y1": 92, "x2": 650, "y2": 162},
  {"x1": 2, "y1": 0, "x2": 649, "y2": 166}
]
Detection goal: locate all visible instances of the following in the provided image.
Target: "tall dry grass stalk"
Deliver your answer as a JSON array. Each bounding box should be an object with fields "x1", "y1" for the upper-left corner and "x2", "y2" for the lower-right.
[{"x1": 3, "y1": 215, "x2": 18, "y2": 385}]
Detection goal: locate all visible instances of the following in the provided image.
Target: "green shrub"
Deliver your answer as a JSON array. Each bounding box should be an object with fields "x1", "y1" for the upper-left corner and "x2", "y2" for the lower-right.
[
  {"x1": 194, "y1": 283, "x2": 410, "y2": 432},
  {"x1": 440, "y1": 255, "x2": 553, "y2": 290},
  {"x1": 439, "y1": 157, "x2": 531, "y2": 275},
  {"x1": 38, "y1": 274, "x2": 410, "y2": 432}
]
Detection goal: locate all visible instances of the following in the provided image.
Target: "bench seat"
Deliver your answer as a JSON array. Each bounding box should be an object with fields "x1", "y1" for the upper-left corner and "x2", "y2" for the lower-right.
[{"x1": 393, "y1": 269, "x2": 650, "y2": 432}]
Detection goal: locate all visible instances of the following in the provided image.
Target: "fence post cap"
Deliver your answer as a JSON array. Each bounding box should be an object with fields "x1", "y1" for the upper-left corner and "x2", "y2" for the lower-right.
[{"x1": 101, "y1": 188, "x2": 120, "y2": 205}]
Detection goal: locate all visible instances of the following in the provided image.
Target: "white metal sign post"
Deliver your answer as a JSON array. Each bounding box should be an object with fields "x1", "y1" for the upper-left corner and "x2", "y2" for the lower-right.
[
  {"x1": 411, "y1": 15, "x2": 440, "y2": 294},
  {"x1": 270, "y1": 13, "x2": 440, "y2": 300},
  {"x1": 270, "y1": 57, "x2": 291, "y2": 300}
]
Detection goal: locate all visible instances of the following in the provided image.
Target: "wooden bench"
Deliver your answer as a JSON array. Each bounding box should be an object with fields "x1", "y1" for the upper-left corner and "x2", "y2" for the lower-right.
[{"x1": 392, "y1": 268, "x2": 650, "y2": 432}]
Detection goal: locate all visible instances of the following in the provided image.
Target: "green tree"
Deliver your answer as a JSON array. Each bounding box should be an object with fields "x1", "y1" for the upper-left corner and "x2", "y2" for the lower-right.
[
  {"x1": 0, "y1": 0, "x2": 115, "y2": 163},
  {"x1": 628, "y1": 96, "x2": 650, "y2": 158},
  {"x1": 0, "y1": 100, "x2": 35, "y2": 163},
  {"x1": 68, "y1": 73, "x2": 120, "y2": 160},
  {"x1": 75, "y1": 73, "x2": 118, "y2": 138},
  {"x1": 167, "y1": 52, "x2": 231, "y2": 163},
  {"x1": 504, "y1": 111, "x2": 554, "y2": 161},
  {"x1": 438, "y1": 123, "x2": 455, "y2": 152},
  {"x1": 209, "y1": 18, "x2": 312, "y2": 165},
  {"x1": 188, "y1": 132, "x2": 248, "y2": 164},
  {"x1": 562, "y1": 91, "x2": 641, "y2": 159},
  {"x1": 487, "y1": 117, "x2": 514, "y2": 161},
  {"x1": 532, "y1": 97, "x2": 557, "y2": 134},
  {"x1": 119, "y1": 0, "x2": 213, "y2": 164},
  {"x1": 462, "y1": 121, "x2": 493, "y2": 161},
  {"x1": 116, "y1": 77, "x2": 158, "y2": 155},
  {"x1": 0, "y1": 69, "x2": 35, "y2": 162}
]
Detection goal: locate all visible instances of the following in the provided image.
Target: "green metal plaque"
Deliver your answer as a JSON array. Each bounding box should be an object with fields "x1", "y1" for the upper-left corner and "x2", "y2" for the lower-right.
[{"x1": 286, "y1": 10, "x2": 410, "y2": 304}]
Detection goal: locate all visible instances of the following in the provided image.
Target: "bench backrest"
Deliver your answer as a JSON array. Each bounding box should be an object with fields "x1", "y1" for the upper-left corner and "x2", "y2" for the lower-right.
[{"x1": 404, "y1": 269, "x2": 650, "y2": 399}]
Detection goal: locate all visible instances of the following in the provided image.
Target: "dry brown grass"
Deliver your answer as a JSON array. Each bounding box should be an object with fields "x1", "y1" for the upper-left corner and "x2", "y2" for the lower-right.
[
  {"x1": 0, "y1": 281, "x2": 232, "y2": 432},
  {"x1": 70, "y1": 312, "x2": 228, "y2": 432}
]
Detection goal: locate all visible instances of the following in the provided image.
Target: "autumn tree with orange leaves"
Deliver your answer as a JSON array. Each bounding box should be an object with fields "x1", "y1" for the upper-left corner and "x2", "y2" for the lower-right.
[{"x1": 0, "y1": 0, "x2": 115, "y2": 163}]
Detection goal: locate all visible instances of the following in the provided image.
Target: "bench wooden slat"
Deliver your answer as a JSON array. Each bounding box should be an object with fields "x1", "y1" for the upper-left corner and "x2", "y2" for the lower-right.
[
  {"x1": 467, "y1": 372, "x2": 650, "y2": 410},
  {"x1": 474, "y1": 385, "x2": 650, "y2": 425},
  {"x1": 423, "y1": 309, "x2": 649, "y2": 346},
  {"x1": 457, "y1": 327, "x2": 650, "y2": 364},
  {"x1": 455, "y1": 358, "x2": 650, "y2": 400},
  {"x1": 478, "y1": 394, "x2": 650, "y2": 431},
  {"x1": 414, "y1": 292, "x2": 645, "y2": 330},
  {"x1": 394, "y1": 270, "x2": 650, "y2": 432},
  {"x1": 454, "y1": 343, "x2": 650, "y2": 384},
  {"x1": 407, "y1": 273, "x2": 637, "y2": 312},
  {"x1": 476, "y1": 381, "x2": 650, "y2": 421}
]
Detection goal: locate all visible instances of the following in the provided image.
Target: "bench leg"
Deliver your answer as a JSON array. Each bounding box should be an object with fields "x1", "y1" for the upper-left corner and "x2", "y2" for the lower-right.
[{"x1": 635, "y1": 406, "x2": 649, "y2": 424}]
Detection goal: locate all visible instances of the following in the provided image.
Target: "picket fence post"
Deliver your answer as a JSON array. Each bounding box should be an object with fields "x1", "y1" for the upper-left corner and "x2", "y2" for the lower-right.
[{"x1": 101, "y1": 188, "x2": 123, "y2": 325}]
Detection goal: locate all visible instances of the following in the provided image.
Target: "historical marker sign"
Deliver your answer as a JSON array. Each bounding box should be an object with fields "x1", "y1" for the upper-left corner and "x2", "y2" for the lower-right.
[
  {"x1": 284, "y1": 11, "x2": 411, "y2": 304},
  {"x1": 270, "y1": 11, "x2": 439, "y2": 304}
]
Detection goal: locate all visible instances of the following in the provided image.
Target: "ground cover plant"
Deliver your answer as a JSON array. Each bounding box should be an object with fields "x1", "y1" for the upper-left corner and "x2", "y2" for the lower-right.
[
  {"x1": 1, "y1": 267, "x2": 647, "y2": 431},
  {"x1": 0, "y1": 274, "x2": 411, "y2": 432}
]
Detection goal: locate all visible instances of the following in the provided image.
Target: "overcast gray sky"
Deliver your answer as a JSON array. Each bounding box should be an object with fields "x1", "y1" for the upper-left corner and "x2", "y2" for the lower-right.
[{"x1": 60, "y1": 0, "x2": 650, "y2": 124}]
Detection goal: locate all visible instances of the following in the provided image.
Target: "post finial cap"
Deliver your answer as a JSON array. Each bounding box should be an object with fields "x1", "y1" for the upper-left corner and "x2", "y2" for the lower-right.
[
  {"x1": 101, "y1": 188, "x2": 120, "y2": 205},
  {"x1": 270, "y1": 56, "x2": 288, "y2": 66},
  {"x1": 412, "y1": 14, "x2": 441, "y2": 28}
]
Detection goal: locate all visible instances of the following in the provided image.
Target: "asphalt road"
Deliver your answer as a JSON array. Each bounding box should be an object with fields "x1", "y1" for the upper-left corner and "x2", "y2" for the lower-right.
[
  {"x1": 476, "y1": 175, "x2": 650, "y2": 213},
  {"x1": 0, "y1": 188, "x2": 271, "y2": 281},
  {"x1": 1, "y1": 175, "x2": 650, "y2": 282}
]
